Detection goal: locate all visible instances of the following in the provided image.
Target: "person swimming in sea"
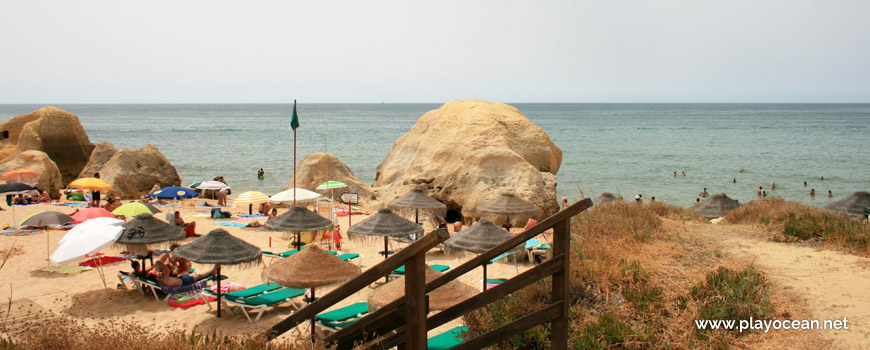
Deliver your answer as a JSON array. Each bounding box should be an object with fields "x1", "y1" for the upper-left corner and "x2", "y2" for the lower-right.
[
  {"x1": 681, "y1": 171, "x2": 686, "y2": 177},
  {"x1": 673, "y1": 171, "x2": 677, "y2": 177},
  {"x1": 732, "y1": 178, "x2": 737, "y2": 183},
  {"x1": 770, "y1": 183, "x2": 775, "y2": 190},
  {"x1": 258, "y1": 168, "x2": 264, "y2": 180},
  {"x1": 757, "y1": 187, "x2": 762, "y2": 197},
  {"x1": 828, "y1": 190, "x2": 832, "y2": 197},
  {"x1": 810, "y1": 188, "x2": 816, "y2": 196}
]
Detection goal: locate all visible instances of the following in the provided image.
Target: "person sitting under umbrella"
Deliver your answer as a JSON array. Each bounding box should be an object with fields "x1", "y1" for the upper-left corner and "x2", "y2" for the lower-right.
[
  {"x1": 173, "y1": 211, "x2": 198, "y2": 237},
  {"x1": 258, "y1": 202, "x2": 272, "y2": 215},
  {"x1": 153, "y1": 261, "x2": 216, "y2": 287},
  {"x1": 156, "y1": 243, "x2": 193, "y2": 276}
]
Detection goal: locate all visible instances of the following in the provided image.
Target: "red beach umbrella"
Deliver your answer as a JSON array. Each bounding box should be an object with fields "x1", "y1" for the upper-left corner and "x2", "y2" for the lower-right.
[
  {"x1": 1, "y1": 169, "x2": 39, "y2": 183},
  {"x1": 71, "y1": 207, "x2": 118, "y2": 223}
]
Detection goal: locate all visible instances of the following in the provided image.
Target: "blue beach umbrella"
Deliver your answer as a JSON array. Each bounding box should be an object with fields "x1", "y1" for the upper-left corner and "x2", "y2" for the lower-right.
[{"x1": 148, "y1": 186, "x2": 199, "y2": 200}]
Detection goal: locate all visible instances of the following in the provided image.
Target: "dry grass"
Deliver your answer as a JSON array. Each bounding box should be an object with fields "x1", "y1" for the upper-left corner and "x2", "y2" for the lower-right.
[
  {"x1": 0, "y1": 315, "x2": 332, "y2": 350},
  {"x1": 464, "y1": 202, "x2": 778, "y2": 349},
  {"x1": 724, "y1": 197, "x2": 870, "y2": 255}
]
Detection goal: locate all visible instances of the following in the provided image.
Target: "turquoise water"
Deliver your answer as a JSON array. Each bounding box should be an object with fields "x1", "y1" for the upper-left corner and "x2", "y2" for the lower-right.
[{"x1": 0, "y1": 103, "x2": 867, "y2": 208}]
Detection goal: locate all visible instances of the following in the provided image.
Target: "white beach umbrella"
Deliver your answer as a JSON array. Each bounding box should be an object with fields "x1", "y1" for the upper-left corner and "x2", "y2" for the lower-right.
[
  {"x1": 51, "y1": 217, "x2": 124, "y2": 296},
  {"x1": 196, "y1": 181, "x2": 231, "y2": 190},
  {"x1": 52, "y1": 217, "x2": 124, "y2": 265},
  {"x1": 269, "y1": 188, "x2": 322, "y2": 204}
]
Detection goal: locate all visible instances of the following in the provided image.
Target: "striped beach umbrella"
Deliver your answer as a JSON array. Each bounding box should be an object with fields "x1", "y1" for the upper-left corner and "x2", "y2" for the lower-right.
[
  {"x1": 316, "y1": 181, "x2": 347, "y2": 190},
  {"x1": 233, "y1": 191, "x2": 270, "y2": 215}
]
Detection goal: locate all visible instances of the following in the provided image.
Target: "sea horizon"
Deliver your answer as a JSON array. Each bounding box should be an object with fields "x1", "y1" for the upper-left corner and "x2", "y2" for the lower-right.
[{"x1": 1, "y1": 102, "x2": 867, "y2": 209}]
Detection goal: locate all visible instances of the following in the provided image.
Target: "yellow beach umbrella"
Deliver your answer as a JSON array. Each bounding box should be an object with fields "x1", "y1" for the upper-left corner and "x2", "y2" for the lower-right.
[
  {"x1": 69, "y1": 178, "x2": 113, "y2": 191},
  {"x1": 233, "y1": 191, "x2": 270, "y2": 215}
]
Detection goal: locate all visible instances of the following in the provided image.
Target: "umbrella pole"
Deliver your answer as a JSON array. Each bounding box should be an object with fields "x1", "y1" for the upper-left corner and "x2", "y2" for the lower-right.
[
  {"x1": 248, "y1": 204, "x2": 252, "y2": 215},
  {"x1": 384, "y1": 236, "x2": 390, "y2": 283},
  {"x1": 296, "y1": 232, "x2": 302, "y2": 252},
  {"x1": 217, "y1": 265, "x2": 222, "y2": 318},
  {"x1": 309, "y1": 287, "x2": 316, "y2": 341},
  {"x1": 45, "y1": 227, "x2": 49, "y2": 267},
  {"x1": 97, "y1": 258, "x2": 110, "y2": 298}
]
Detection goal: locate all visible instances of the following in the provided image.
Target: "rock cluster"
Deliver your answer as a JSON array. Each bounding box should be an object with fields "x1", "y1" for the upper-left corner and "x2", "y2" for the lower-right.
[
  {"x1": 0, "y1": 107, "x2": 180, "y2": 199},
  {"x1": 291, "y1": 153, "x2": 374, "y2": 200}
]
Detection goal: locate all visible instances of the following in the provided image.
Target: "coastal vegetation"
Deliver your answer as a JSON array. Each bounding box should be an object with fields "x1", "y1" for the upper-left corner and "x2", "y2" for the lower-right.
[
  {"x1": 724, "y1": 197, "x2": 870, "y2": 255},
  {"x1": 464, "y1": 202, "x2": 775, "y2": 349}
]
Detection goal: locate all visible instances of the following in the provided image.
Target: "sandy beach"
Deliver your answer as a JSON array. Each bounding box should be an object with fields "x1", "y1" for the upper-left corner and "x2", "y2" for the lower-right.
[{"x1": 0, "y1": 199, "x2": 535, "y2": 342}]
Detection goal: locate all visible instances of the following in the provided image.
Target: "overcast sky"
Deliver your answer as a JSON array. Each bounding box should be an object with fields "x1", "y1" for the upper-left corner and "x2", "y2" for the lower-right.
[{"x1": 2, "y1": 0, "x2": 868, "y2": 103}]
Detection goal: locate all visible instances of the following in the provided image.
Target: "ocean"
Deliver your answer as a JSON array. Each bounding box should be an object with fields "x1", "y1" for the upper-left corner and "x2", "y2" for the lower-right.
[{"x1": 0, "y1": 103, "x2": 867, "y2": 208}]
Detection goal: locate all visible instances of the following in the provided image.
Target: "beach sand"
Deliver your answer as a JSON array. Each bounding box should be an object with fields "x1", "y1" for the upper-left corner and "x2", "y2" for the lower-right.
[{"x1": 0, "y1": 200, "x2": 536, "y2": 342}]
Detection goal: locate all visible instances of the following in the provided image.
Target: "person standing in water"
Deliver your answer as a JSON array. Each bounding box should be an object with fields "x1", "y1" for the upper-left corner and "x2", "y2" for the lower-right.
[
  {"x1": 757, "y1": 187, "x2": 762, "y2": 197},
  {"x1": 770, "y1": 183, "x2": 776, "y2": 190},
  {"x1": 828, "y1": 190, "x2": 833, "y2": 197},
  {"x1": 810, "y1": 189, "x2": 816, "y2": 196},
  {"x1": 257, "y1": 168, "x2": 264, "y2": 180},
  {"x1": 699, "y1": 188, "x2": 708, "y2": 197}
]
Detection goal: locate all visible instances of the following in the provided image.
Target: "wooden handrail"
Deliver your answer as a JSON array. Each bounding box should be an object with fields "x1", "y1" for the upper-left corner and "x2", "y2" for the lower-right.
[
  {"x1": 329, "y1": 198, "x2": 592, "y2": 348},
  {"x1": 266, "y1": 198, "x2": 593, "y2": 349},
  {"x1": 265, "y1": 228, "x2": 450, "y2": 340}
]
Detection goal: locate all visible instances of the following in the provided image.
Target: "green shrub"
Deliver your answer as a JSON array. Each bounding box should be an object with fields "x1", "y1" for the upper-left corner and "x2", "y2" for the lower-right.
[
  {"x1": 572, "y1": 314, "x2": 644, "y2": 349},
  {"x1": 690, "y1": 266, "x2": 772, "y2": 333}
]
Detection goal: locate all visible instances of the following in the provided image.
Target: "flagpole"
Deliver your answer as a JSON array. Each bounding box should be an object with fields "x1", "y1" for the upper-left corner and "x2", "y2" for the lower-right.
[{"x1": 293, "y1": 99, "x2": 297, "y2": 206}]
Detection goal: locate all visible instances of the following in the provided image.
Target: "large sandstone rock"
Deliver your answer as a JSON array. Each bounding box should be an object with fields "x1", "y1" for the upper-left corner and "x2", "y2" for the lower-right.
[
  {"x1": 0, "y1": 107, "x2": 95, "y2": 184},
  {"x1": 98, "y1": 144, "x2": 182, "y2": 199},
  {"x1": 373, "y1": 99, "x2": 562, "y2": 218},
  {"x1": 0, "y1": 150, "x2": 63, "y2": 199},
  {"x1": 79, "y1": 142, "x2": 118, "y2": 178},
  {"x1": 290, "y1": 152, "x2": 374, "y2": 200}
]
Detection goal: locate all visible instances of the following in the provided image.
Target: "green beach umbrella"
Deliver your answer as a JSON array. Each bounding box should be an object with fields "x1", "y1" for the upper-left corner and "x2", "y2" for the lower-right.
[
  {"x1": 112, "y1": 202, "x2": 161, "y2": 217},
  {"x1": 316, "y1": 181, "x2": 347, "y2": 190}
]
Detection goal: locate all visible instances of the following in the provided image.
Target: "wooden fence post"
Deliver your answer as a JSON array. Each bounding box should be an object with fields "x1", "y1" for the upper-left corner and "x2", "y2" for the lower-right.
[
  {"x1": 405, "y1": 252, "x2": 427, "y2": 349},
  {"x1": 551, "y1": 218, "x2": 570, "y2": 348}
]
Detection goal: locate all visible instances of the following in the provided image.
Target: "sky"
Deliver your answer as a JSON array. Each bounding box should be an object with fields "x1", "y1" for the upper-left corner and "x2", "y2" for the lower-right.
[{"x1": 1, "y1": 0, "x2": 869, "y2": 103}]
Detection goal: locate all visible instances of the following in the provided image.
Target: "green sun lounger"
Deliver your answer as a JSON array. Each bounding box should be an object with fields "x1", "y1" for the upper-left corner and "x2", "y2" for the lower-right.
[
  {"x1": 336, "y1": 253, "x2": 363, "y2": 267},
  {"x1": 315, "y1": 302, "x2": 370, "y2": 335},
  {"x1": 203, "y1": 281, "x2": 284, "y2": 312},
  {"x1": 263, "y1": 248, "x2": 338, "y2": 259},
  {"x1": 225, "y1": 287, "x2": 306, "y2": 322},
  {"x1": 428, "y1": 326, "x2": 468, "y2": 350},
  {"x1": 392, "y1": 264, "x2": 450, "y2": 276}
]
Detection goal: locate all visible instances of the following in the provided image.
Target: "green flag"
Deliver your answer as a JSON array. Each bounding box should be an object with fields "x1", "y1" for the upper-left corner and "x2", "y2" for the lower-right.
[{"x1": 291, "y1": 100, "x2": 300, "y2": 130}]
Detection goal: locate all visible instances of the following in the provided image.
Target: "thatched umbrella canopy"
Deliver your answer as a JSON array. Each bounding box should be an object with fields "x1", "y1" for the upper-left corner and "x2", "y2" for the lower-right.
[
  {"x1": 348, "y1": 208, "x2": 424, "y2": 263},
  {"x1": 367, "y1": 266, "x2": 478, "y2": 310},
  {"x1": 477, "y1": 192, "x2": 539, "y2": 227},
  {"x1": 444, "y1": 218, "x2": 518, "y2": 290},
  {"x1": 174, "y1": 228, "x2": 262, "y2": 317},
  {"x1": 264, "y1": 205, "x2": 333, "y2": 251},
  {"x1": 692, "y1": 193, "x2": 740, "y2": 219},
  {"x1": 388, "y1": 187, "x2": 446, "y2": 223},
  {"x1": 593, "y1": 192, "x2": 618, "y2": 207},
  {"x1": 262, "y1": 245, "x2": 360, "y2": 339},
  {"x1": 118, "y1": 213, "x2": 185, "y2": 246},
  {"x1": 825, "y1": 191, "x2": 870, "y2": 219},
  {"x1": 118, "y1": 213, "x2": 186, "y2": 275}
]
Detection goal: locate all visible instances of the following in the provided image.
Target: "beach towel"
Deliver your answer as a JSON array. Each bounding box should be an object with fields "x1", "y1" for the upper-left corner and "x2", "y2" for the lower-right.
[
  {"x1": 79, "y1": 256, "x2": 128, "y2": 267},
  {"x1": 43, "y1": 266, "x2": 93, "y2": 275},
  {"x1": 214, "y1": 222, "x2": 248, "y2": 227},
  {"x1": 236, "y1": 214, "x2": 267, "y2": 220},
  {"x1": 168, "y1": 292, "x2": 215, "y2": 308},
  {"x1": 0, "y1": 228, "x2": 39, "y2": 236}
]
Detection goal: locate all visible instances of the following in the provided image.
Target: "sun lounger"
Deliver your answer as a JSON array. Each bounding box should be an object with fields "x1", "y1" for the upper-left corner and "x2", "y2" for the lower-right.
[
  {"x1": 336, "y1": 253, "x2": 363, "y2": 268},
  {"x1": 224, "y1": 287, "x2": 306, "y2": 322},
  {"x1": 525, "y1": 239, "x2": 551, "y2": 264},
  {"x1": 391, "y1": 264, "x2": 451, "y2": 277},
  {"x1": 263, "y1": 248, "x2": 338, "y2": 259},
  {"x1": 428, "y1": 326, "x2": 468, "y2": 350},
  {"x1": 314, "y1": 302, "x2": 370, "y2": 336},
  {"x1": 117, "y1": 270, "x2": 210, "y2": 301},
  {"x1": 202, "y1": 281, "x2": 283, "y2": 313}
]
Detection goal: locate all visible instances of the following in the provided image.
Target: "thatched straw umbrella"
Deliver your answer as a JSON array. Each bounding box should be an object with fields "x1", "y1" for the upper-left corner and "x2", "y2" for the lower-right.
[
  {"x1": 262, "y1": 245, "x2": 360, "y2": 339},
  {"x1": 825, "y1": 191, "x2": 870, "y2": 219},
  {"x1": 477, "y1": 192, "x2": 539, "y2": 227},
  {"x1": 444, "y1": 218, "x2": 518, "y2": 290},
  {"x1": 348, "y1": 208, "x2": 423, "y2": 259},
  {"x1": 388, "y1": 187, "x2": 446, "y2": 224},
  {"x1": 174, "y1": 229, "x2": 262, "y2": 318},
  {"x1": 367, "y1": 265, "x2": 478, "y2": 311},
  {"x1": 593, "y1": 192, "x2": 618, "y2": 207},
  {"x1": 691, "y1": 193, "x2": 740, "y2": 219},
  {"x1": 118, "y1": 213, "x2": 186, "y2": 272},
  {"x1": 265, "y1": 205, "x2": 333, "y2": 251}
]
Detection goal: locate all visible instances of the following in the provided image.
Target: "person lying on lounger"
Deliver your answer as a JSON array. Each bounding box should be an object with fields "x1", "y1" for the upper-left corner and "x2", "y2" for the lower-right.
[{"x1": 153, "y1": 261, "x2": 216, "y2": 287}]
